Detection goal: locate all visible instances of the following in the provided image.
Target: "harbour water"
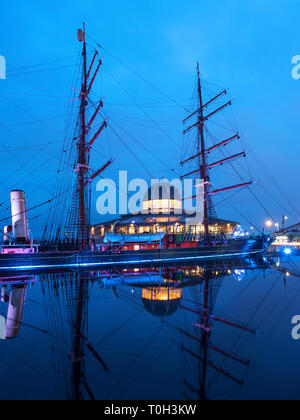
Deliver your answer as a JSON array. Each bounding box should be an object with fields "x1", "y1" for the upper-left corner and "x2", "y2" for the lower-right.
[{"x1": 0, "y1": 256, "x2": 299, "y2": 400}]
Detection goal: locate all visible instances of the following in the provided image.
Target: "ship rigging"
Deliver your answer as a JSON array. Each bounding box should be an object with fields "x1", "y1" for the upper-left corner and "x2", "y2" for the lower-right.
[
  {"x1": 181, "y1": 63, "x2": 251, "y2": 244},
  {"x1": 43, "y1": 24, "x2": 114, "y2": 251}
]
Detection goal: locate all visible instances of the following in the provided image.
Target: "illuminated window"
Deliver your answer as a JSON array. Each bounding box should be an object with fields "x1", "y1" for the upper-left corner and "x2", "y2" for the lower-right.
[
  {"x1": 129, "y1": 225, "x2": 136, "y2": 234},
  {"x1": 142, "y1": 287, "x2": 182, "y2": 301},
  {"x1": 142, "y1": 199, "x2": 182, "y2": 213}
]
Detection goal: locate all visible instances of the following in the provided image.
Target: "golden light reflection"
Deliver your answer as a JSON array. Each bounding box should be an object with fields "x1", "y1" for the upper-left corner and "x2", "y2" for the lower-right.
[{"x1": 142, "y1": 287, "x2": 182, "y2": 301}]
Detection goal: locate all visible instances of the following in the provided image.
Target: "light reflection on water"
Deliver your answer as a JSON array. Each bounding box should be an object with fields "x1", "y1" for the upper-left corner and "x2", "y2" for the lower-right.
[{"x1": 0, "y1": 256, "x2": 299, "y2": 400}]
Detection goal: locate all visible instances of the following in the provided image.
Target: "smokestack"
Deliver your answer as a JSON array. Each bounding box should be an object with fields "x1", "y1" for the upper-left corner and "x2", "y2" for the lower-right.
[{"x1": 10, "y1": 190, "x2": 29, "y2": 244}]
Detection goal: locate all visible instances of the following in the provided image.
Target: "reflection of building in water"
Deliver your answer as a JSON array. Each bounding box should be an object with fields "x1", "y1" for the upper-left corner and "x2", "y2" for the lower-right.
[
  {"x1": 0, "y1": 282, "x2": 28, "y2": 339},
  {"x1": 94, "y1": 261, "x2": 264, "y2": 400},
  {"x1": 100, "y1": 269, "x2": 184, "y2": 318},
  {"x1": 98, "y1": 261, "x2": 263, "y2": 324},
  {"x1": 142, "y1": 286, "x2": 182, "y2": 318},
  {"x1": 34, "y1": 259, "x2": 268, "y2": 400}
]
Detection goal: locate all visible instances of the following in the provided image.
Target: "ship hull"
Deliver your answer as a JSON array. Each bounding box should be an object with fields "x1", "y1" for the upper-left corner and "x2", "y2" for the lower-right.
[{"x1": 0, "y1": 236, "x2": 269, "y2": 275}]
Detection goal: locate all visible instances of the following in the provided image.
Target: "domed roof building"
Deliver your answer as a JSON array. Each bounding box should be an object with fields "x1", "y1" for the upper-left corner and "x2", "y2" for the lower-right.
[
  {"x1": 93, "y1": 179, "x2": 238, "y2": 250},
  {"x1": 142, "y1": 179, "x2": 182, "y2": 215}
]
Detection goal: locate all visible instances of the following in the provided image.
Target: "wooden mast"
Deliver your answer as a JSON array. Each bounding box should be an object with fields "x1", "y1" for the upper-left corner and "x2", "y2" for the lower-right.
[
  {"x1": 75, "y1": 24, "x2": 112, "y2": 251},
  {"x1": 181, "y1": 65, "x2": 251, "y2": 243},
  {"x1": 196, "y1": 63, "x2": 210, "y2": 243},
  {"x1": 78, "y1": 23, "x2": 89, "y2": 251}
]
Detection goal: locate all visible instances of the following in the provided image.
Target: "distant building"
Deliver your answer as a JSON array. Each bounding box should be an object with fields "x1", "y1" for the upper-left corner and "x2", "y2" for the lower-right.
[
  {"x1": 93, "y1": 180, "x2": 239, "y2": 250},
  {"x1": 273, "y1": 229, "x2": 300, "y2": 245}
]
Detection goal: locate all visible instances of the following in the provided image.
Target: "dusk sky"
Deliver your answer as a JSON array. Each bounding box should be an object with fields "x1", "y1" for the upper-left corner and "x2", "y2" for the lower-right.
[{"x1": 1, "y1": 0, "x2": 299, "y2": 235}]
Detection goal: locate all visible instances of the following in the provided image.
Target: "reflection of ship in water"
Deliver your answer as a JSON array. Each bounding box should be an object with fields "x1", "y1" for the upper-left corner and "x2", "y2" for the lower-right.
[
  {"x1": 0, "y1": 256, "x2": 273, "y2": 400},
  {"x1": 0, "y1": 272, "x2": 94, "y2": 399},
  {"x1": 99, "y1": 258, "x2": 270, "y2": 319},
  {"x1": 180, "y1": 270, "x2": 258, "y2": 400},
  {"x1": 0, "y1": 276, "x2": 33, "y2": 339},
  {"x1": 97, "y1": 258, "x2": 271, "y2": 400},
  {"x1": 40, "y1": 271, "x2": 109, "y2": 400}
]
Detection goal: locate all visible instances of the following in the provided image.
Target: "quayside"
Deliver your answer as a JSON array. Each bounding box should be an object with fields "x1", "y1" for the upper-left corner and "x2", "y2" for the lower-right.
[{"x1": 0, "y1": 245, "x2": 269, "y2": 275}]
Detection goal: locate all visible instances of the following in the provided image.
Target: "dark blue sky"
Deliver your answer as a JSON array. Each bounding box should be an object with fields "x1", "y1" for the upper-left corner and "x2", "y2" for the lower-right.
[{"x1": 0, "y1": 0, "x2": 299, "y2": 236}]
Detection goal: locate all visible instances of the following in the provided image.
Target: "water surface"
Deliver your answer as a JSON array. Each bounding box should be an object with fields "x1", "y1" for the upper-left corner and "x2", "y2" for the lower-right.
[{"x1": 0, "y1": 256, "x2": 299, "y2": 400}]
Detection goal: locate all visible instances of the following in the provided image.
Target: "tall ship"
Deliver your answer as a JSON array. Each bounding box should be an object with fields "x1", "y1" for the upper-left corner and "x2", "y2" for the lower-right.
[{"x1": 0, "y1": 25, "x2": 271, "y2": 273}]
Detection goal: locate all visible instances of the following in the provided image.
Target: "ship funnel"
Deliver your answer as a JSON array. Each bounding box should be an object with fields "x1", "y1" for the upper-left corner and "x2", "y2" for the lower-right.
[
  {"x1": 3, "y1": 225, "x2": 12, "y2": 244},
  {"x1": 10, "y1": 190, "x2": 29, "y2": 244}
]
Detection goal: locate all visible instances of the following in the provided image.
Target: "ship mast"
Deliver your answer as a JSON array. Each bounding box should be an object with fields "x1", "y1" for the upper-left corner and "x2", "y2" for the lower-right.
[
  {"x1": 74, "y1": 24, "x2": 113, "y2": 251},
  {"x1": 196, "y1": 63, "x2": 210, "y2": 242},
  {"x1": 181, "y1": 64, "x2": 252, "y2": 242},
  {"x1": 78, "y1": 23, "x2": 89, "y2": 251}
]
